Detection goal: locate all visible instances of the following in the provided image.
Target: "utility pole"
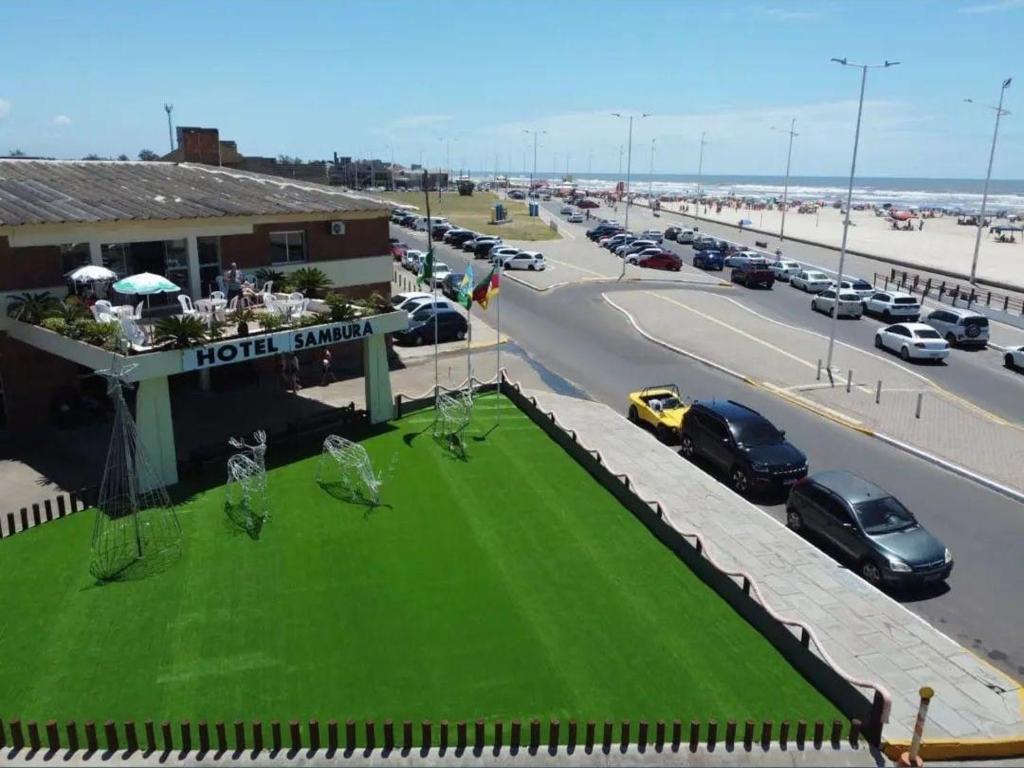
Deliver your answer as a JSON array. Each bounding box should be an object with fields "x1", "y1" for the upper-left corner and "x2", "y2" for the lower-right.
[
  {"x1": 523, "y1": 129, "x2": 545, "y2": 194},
  {"x1": 771, "y1": 119, "x2": 799, "y2": 251},
  {"x1": 164, "y1": 104, "x2": 174, "y2": 153},
  {"x1": 647, "y1": 138, "x2": 656, "y2": 199},
  {"x1": 696, "y1": 131, "x2": 708, "y2": 198},
  {"x1": 612, "y1": 112, "x2": 651, "y2": 279},
  {"x1": 966, "y1": 78, "x2": 1012, "y2": 284}
]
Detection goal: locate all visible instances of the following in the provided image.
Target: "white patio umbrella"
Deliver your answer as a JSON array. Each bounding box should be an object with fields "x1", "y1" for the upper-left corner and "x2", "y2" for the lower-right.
[
  {"x1": 67, "y1": 264, "x2": 118, "y2": 283},
  {"x1": 112, "y1": 272, "x2": 181, "y2": 317}
]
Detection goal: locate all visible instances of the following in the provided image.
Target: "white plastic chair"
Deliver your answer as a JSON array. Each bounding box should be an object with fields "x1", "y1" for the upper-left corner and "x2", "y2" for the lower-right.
[
  {"x1": 288, "y1": 292, "x2": 304, "y2": 302},
  {"x1": 92, "y1": 300, "x2": 113, "y2": 320},
  {"x1": 178, "y1": 295, "x2": 198, "y2": 316},
  {"x1": 119, "y1": 316, "x2": 147, "y2": 347},
  {"x1": 133, "y1": 301, "x2": 145, "y2": 320},
  {"x1": 210, "y1": 290, "x2": 226, "y2": 300},
  {"x1": 260, "y1": 280, "x2": 274, "y2": 295}
]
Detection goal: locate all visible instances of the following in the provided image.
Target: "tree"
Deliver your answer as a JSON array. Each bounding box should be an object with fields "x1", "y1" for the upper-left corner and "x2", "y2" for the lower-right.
[
  {"x1": 277, "y1": 154, "x2": 303, "y2": 165},
  {"x1": 138, "y1": 149, "x2": 160, "y2": 161},
  {"x1": 82, "y1": 153, "x2": 105, "y2": 161},
  {"x1": 116, "y1": 154, "x2": 129, "y2": 161},
  {"x1": 8, "y1": 148, "x2": 26, "y2": 157}
]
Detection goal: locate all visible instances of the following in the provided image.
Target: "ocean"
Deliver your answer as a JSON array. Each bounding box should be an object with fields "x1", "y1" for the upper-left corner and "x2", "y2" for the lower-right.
[{"x1": 477, "y1": 173, "x2": 1024, "y2": 213}]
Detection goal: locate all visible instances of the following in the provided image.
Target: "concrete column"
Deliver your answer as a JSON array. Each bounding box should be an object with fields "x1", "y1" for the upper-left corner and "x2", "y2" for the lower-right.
[
  {"x1": 185, "y1": 235, "x2": 202, "y2": 298},
  {"x1": 135, "y1": 376, "x2": 179, "y2": 490},
  {"x1": 363, "y1": 334, "x2": 394, "y2": 424},
  {"x1": 89, "y1": 241, "x2": 103, "y2": 266}
]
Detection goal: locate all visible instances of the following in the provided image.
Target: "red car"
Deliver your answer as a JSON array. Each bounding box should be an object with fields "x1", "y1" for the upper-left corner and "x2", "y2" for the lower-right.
[
  {"x1": 390, "y1": 242, "x2": 407, "y2": 261},
  {"x1": 637, "y1": 251, "x2": 682, "y2": 271}
]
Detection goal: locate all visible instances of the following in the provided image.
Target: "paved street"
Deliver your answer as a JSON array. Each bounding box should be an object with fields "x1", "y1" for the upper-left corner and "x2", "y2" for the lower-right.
[{"x1": 391, "y1": 219, "x2": 1024, "y2": 682}]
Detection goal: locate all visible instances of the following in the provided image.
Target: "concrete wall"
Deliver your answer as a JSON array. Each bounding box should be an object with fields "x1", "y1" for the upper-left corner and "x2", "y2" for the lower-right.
[
  {"x1": 0, "y1": 335, "x2": 81, "y2": 430},
  {"x1": 220, "y1": 218, "x2": 389, "y2": 269},
  {"x1": 0, "y1": 237, "x2": 64, "y2": 291}
]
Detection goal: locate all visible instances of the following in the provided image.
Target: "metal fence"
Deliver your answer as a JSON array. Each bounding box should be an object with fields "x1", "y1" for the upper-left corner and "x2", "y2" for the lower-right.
[{"x1": 874, "y1": 269, "x2": 1024, "y2": 316}]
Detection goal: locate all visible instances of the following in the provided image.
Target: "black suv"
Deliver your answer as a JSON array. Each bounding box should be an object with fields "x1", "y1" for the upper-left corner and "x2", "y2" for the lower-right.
[
  {"x1": 680, "y1": 400, "x2": 807, "y2": 495},
  {"x1": 586, "y1": 223, "x2": 622, "y2": 241}
]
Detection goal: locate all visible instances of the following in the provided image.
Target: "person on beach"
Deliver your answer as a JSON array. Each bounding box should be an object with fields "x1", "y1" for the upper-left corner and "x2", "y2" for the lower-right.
[{"x1": 919, "y1": 219, "x2": 924, "y2": 231}]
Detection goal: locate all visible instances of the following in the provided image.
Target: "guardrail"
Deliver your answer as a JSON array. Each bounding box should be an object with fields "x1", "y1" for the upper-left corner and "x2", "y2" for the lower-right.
[{"x1": 873, "y1": 269, "x2": 1024, "y2": 316}]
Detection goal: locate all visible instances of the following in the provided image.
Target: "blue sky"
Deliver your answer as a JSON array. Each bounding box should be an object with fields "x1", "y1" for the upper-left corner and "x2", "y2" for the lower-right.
[{"x1": 1, "y1": 0, "x2": 1021, "y2": 178}]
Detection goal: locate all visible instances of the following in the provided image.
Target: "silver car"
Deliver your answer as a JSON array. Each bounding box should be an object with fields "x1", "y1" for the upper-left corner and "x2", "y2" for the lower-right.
[{"x1": 925, "y1": 308, "x2": 989, "y2": 348}]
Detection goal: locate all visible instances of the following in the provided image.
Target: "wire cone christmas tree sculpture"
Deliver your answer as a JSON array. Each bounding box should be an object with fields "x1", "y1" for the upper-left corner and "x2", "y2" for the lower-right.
[
  {"x1": 89, "y1": 368, "x2": 182, "y2": 581},
  {"x1": 433, "y1": 389, "x2": 474, "y2": 458}
]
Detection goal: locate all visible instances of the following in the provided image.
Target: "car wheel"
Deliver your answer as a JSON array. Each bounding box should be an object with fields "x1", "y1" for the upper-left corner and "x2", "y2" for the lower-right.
[
  {"x1": 786, "y1": 508, "x2": 803, "y2": 532},
  {"x1": 945, "y1": 332, "x2": 957, "y2": 346},
  {"x1": 874, "y1": 335, "x2": 883, "y2": 349},
  {"x1": 656, "y1": 424, "x2": 671, "y2": 443},
  {"x1": 859, "y1": 559, "x2": 883, "y2": 586},
  {"x1": 1005, "y1": 353, "x2": 1015, "y2": 369},
  {"x1": 883, "y1": 310, "x2": 892, "y2": 321},
  {"x1": 456, "y1": 329, "x2": 467, "y2": 340},
  {"x1": 680, "y1": 435, "x2": 696, "y2": 460},
  {"x1": 628, "y1": 405, "x2": 639, "y2": 424},
  {"x1": 730, "y1": 466, "x2": 751, "y2": 496},
  {"x1": 828, "y1": 307, "x2": 835, "y2": 317},
  {"x1": 811, "y1": 300, "x2": 818, "y2": 312},
  {"x1": 900, "y1": 346, "x2": 910, "y2": 361},
  {"x1": 413, "y1": 335, "x2": 425, "y2": 347}
]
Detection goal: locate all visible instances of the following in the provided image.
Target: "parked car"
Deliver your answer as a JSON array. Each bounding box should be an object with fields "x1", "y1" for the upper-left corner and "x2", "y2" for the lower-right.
[
  {"x1": 401, "y1": 249, "x2": 424, "y2": 272},
  {"x1": 602, "y1": 233, "x2": 634, "y2": 250},
  {"x1": 508, "y1": 190, "x2": 525, "y2": 200},
  {"x1": 769, "y1": 260, "x2": 802, "y2": 281},
  {"x1": 812, "y1": 289, "x2": 864, "y2": 318},
  {"x1": 559, "y1": 205, "x2": 574, "y2": 215},
  {"x1": 679, "y1": 400, "x2": 808, "y2": 496},
  {"x1": 925, "y1": 308, "x2": 990, "y2": 348},
  {"x1": 473, "y1": 238, "x2": 502, "y2": 258},
  {"x1": 664, "y1": 226, "x2": 682, "y2": 241},
  {"x1": 786, "y1": 471, "x2": 952, "y2": 588},
  {"x1": 627, "y1": 384, "x2": 690, "y2": 443},
  {"x1": 431, "y1": 223, "x2": 452, "y2": 241},
  {"x1": 691, "y1": 235, "x2": 719, "y2": 251},
  {"x1": 790, "y1": 270, "x2": 834, "y2": 293},
  {"x1": 390, "y1": 210, "x2": 409, "y2": 224},
  {"x1": 617, "y1": 239, "x2": 657, "y2": 257},
  {"x1": 394, "y1": 306, "x2": 468, "y2": 346},
  {"x1": 503, "y1": 251, "x2": 545, "y2": 270},
  {"x1": 1004, "y1": 345, "x2": 1024, "y2": 371},
  {"x1": 401, "y1": 297, "x2": 455, "y2": 315},
  {"x1": 426, "y1": 261, "x2": 452, "y2": 287},
  {"x1": 586, "y1": 223, "x2": 621, "y2": 241},
  {"x1": 443, "y1": 228, "x2": 470, "y2": 244},
  {"x1": 489, "y1": 246, "x2": 520, "y2": 265},
  {"x1": 676, "y1": 229, "x2": 696, "y2": 244},
  {"x1": 390, "y1": 242, "x2": 407, "y2": 260},
  {"x1": 567, "y1": 212, "x2": 584, "y2": 223},
  {"x1": 634, "y1": 251, "x2": 682, "y2": 271},
  {"x1": 874, "y1": 323, "x2": 950, "y2": 362},
  {"x1": 447, "y1": 229, "x2": 478, "y2": 247},
  {"x1": 577, "y1": 199, "x2": 600, "y2": 209},
  {"x1": 731, "y1": 261, "x2": 775, "y2": 288},
  {"x1": 723, "y1": 250, "x2": 761, "y2": 268},
  {"x1": 441, "y1": 273, "x2": 464, "y2": 301},
  {"x1": 640, "y1": 229, "x2": 663, "y2": 243},
  {"x1": 390, "y1": 291, "x2": 433, "y2": 311},
  {"x1": 837, "y1": 277, "x2": 875, "y2": 300},
  {"x1": 692, "y1": 251, "x2": 724, "y2": 270},
  {"x1": 398, "y1": 213, "x2": 418, "y2": 227},
  {"x1": 864, "y1": 291, "x2": 921, "y2": 322},
  {"x1": 625, "y1": 247, "x2": 663, "y2": 264}
]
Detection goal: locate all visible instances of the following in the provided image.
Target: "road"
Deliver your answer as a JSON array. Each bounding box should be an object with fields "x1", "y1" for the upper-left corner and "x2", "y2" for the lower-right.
[{"x1": 392, "y1": 221, "x2": 1024, "y2": 681}]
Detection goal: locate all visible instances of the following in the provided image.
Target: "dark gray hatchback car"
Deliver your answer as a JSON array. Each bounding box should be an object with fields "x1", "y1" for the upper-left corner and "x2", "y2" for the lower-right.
[{"x1": 786, "y1": 470, "x2": 952, "y2": 589}]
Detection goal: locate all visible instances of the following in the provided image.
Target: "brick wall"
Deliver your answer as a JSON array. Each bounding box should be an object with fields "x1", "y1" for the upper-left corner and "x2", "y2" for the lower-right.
[
  {"x1": 220, "y1": 217, "x2": 388, "y2": 269},
  {"x1": 0, "y1": 237, "x2": 64, "y2": 291},
  {"x1": 0, "y1": 337, "x2": 81, "y2": 429}
]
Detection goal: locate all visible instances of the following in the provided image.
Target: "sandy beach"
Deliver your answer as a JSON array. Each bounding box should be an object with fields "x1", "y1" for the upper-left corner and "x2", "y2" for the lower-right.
[{"x1": 655, "y1": 200, "x2": 1024, "y2": 289}]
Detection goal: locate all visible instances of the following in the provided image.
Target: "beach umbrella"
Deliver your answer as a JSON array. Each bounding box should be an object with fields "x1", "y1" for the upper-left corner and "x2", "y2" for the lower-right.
[
  {"x1": 67, "y1": 264, "x2": 117, "y2": 283},
  {"x1": 112, "y1": 272, "x2": 181, "y2": 317},
  {"x1": 739, "y1": 218, "x2": 753, "y2": 226}
]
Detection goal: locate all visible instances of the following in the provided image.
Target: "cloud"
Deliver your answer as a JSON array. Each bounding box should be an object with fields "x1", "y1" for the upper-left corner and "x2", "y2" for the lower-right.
[
  {"x1": 960, "y1": 0, "x2": 1024, "y2": 12},
  {"x1": 53, "y1": 114, "x2": 72, "y2": 126},
  {"x1": 761, "y1": 7, "x2": 823, "y2": 20},
  {"x1": 390, "y1": 113, "x2": 453, "y2": 129},
  {"x1": 0, "y1": 98, "x2": 10, "y2": 119}
]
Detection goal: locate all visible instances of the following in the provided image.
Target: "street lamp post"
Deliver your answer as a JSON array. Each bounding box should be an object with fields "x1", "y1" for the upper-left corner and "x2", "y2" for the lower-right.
[
  {"x1": 523, "y1": 129, "x2": 546, "y2": 196},
  {"x1": 966, "y1": 78, "x2": 1012, "y2": 285},
  {"x1": 647, "y1": 138, "x2": 656, "y2": 200},
  {"x1": 770, "y1": 119, "x2": 798, "y2": 253},
  {"x1": 612, "y1": 112, "x2": 651, "y2": 279},
  {"x1": 696, "y1": 131, "x2": 708, "y2": 199},
  {"x1": 824, "y1": 57, "x2": 900, "y2": 382}
]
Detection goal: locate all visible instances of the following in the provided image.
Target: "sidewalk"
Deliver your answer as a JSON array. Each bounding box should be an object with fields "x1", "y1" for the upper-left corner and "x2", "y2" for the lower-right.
[
  {"x1": 606, "y1": 289, "x2": 1024, "y2": 497},
  {"x1": 518, "y1": 387, "x2": 1024, "y2": 758}
]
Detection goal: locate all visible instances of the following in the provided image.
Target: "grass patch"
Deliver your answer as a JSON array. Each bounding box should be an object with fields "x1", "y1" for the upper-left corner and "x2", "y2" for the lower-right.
[
  {"x1": 0, "y1": 394, "x2": 840, "y2": 742},
  {"x1": 384, "y1": 190, "x2": 559, "y2": 241}
]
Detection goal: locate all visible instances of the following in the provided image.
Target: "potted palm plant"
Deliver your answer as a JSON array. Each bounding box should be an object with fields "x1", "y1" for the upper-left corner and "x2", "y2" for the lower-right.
[
  {"x1": 285, "y1": 267, "x2": 332, "y2": 298},
  {"x1": 5, "y1": 291, "x2": 60, "y2": 324},
  {"x1": 231, "y1": 307, "x2": 256, "y2": 337},
  {"x1": 153, "y1": 315, "x2": 210, "y2": 349}
]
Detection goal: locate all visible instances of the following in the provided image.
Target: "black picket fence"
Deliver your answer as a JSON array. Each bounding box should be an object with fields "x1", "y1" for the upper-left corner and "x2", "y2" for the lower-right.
[
  {"x1": 0, "y1": 714, "x2": 867, "y2": 756},
  {"x1": 875, "y1": 269, "x2": 1024, "y2": 316},
  {"x1": 0, "y1": 487, "x2": 95, "y2": 540}
]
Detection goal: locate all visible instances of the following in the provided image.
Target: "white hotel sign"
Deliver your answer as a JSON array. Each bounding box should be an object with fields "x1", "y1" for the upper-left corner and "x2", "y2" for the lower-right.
[{"x1": 184, "y1": 319, "x2": 376, "y2": 371}]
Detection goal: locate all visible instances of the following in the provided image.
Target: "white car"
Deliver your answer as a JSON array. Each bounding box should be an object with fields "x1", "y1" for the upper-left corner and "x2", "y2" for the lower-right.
[
  {"x1": 864, "y1": 291, "x2": 921, "y2": 322},
  {"x1": 769, "y1": 260, "x2": 802, "y2": 281},
  {"x1": 617, "y1": 239, "x2": 656, "y2": 256},
  {"x1": 401, "y1": 249, "x2": 424, "y2": 272},
  {"x1": 1004, "y1": 345, "x2": 1024, "y2": 371},
  {"x1": 403, "y1": 296, "x2": 455, "y2": 315},
  {"x1": 391, "y1": 291, "x2": 433, "y2": 311},
  {"x1": 489, "y1": 246, "x2": 520, "y2": 265},
  {"x1": 874, "y1": 323, "x2": 950, "y2": 362},
  {"x1": 626, "y1": 247, "x2": 665, "y2": 265},
  {"x1": 790, "y1": 270, "x2": 834, "y2": 293},
  {"x1": 837, "y1": 277, "x2": 875, "y2": 300},
  {"x1": 676, "y1": 229, "x2": 695, "y2": 244},
  {"x1": 812, "y1": 289, "x2": 864, "y2": 319},
  {"x1": 503, "y1": 251, "x2": 545, "y2": 270},
  {"x1": 567, "y1": 212, "x2": 584, "y2": 223},
  {"x1": 723, "y1": 250, "x2": 762, "y2": 268},
  {"x1": 427, "y1": 262, "x2": 451, "y2": 286},
  {"x1": 560, "y1": 205, "x2": 574, "y2": 215}
]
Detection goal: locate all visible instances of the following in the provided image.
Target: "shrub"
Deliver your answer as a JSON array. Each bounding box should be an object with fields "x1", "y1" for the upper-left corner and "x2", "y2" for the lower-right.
[
  {"x1": 6, "y1": 292, "x2": 59, "y2": 324},
  {"x1": 359, "y1": 291, "x2": 393, "y2": 315},
  {"x1": 50, "y1": 297, "x2": 91, "y2": 323},
  {"x1": 153, "y1": 315, "x2": 210, "y2": 349},
  {"x1": 286, "y1": 267, "x2": 332, "y2": 298},
  {"x1": 258, "y1": 313, "x2": 286, "y2": 332},
  {"x1": 40, "y1": 317, "x2": 68, "y2": 334},
  {"x1": 231, "y1": 307, "x2": 257, "y2": 336},
  {"x1": 325, "y1": 293, "x2": 357, "y2": 322},
  {"x1": 297, "y1": 312, "x2": 331, "y2": 328},
  {"x1": 71, "y1": 319, "x2": 123, "y2": 351},
  {"x1": 254, "y1": 268, "x2": 286, "y2": 290}
]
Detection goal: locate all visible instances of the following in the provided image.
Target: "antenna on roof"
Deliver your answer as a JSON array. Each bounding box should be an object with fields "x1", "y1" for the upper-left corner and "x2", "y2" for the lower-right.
[{"x1": 163, "y1": 104, "x2": 174, "y2": 154}]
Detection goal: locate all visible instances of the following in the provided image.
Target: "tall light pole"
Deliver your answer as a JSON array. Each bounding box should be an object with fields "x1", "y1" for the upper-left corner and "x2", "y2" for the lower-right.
[
  {"x1": 612, "y1": 112, "x2": 651, "y2": 279},
  {"x1": 647, "y1": 138, "x2": 656, "y2": 199},
  {"x1": 696, "y1": 131, "x2": 708, "y2": 199},
  {"x1": 965, "y1": 78, "x2": 1012, "y2": 285},
  {"x1": 164, "y1": 104, "x2": 174, "y2": 152},
  {"x1": 770, "y1": 119, "x2": 798, "y2": 253},
  {"x1": 824, "y1": 57, "x2": 900, "y2": 382},
  {"x1": 523, "y1": 129, "x2": 545, "y2": 194}
]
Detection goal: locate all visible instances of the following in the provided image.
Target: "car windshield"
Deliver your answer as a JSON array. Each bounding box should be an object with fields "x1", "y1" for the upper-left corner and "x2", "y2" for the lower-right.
[
  {"x1": 853, "y1": 496, "x2": 917, "y2": 534},
  {"x1": 894, "y1": 297, "x2": 918, "y2": 305},
  {"x1": 434, "y1": 263, "x2": 449, "y2": 272},
  {"x1": 731, "y1": 419, "x2": 782, "y2": 446},
  {"x1": 807, "y1": 272, "x2": 828, "y2": 280},
  {"x1": 914, "y1": 329, "x2": 942, "y2": 339},
  {"x1": 658, "y1": 397, "x2": 683, "y2": 410},
  {"x1": 850, "y1": 280, "x2": 872, "y2": 290},
  {"x1": 839, "y1": 293, "x2": 860, "y2": 301}
]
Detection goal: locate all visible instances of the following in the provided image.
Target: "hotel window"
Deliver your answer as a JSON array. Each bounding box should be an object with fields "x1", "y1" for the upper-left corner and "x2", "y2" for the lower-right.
[
  {"x1": 101, "y1": 243, "x2": 130, "y2": 278},
  {"x1": 60, "y1": 243, "x2": 91, "y2": 276},
  {"x1": 269, "y1": 231, "x2": 306, "y2": 264}
]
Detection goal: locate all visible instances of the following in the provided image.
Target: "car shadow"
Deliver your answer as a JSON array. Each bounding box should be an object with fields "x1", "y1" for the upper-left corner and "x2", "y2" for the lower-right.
[{"x1": 676, "y1": 450, "x2": 790, "y2": 504}]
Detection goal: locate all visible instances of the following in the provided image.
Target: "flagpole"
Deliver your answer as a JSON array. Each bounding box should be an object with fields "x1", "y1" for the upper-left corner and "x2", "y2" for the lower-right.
[
  {"x1": 466, "y1": 300, "x2": 473, "y2": 392},
  {"x1": 496, "y1": 261, "x2": 502, "y2": 407},
  {"x1": 422, "y1": 172, "x2": 439, "y2": 404}
]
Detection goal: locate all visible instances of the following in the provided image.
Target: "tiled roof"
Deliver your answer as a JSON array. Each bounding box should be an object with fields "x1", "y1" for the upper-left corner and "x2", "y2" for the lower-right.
[{"x1": 0, "y1": 160, "x2": 387, "y2": 227}]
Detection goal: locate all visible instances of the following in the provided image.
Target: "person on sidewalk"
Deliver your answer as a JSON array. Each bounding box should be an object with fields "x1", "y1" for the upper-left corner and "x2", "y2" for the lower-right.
[
  {"x1": 320, "y1": 349, "x2": 336, "y2": 386},
  {"x1": 288, "y1": 352, "x2": 302, "y2": 392}
]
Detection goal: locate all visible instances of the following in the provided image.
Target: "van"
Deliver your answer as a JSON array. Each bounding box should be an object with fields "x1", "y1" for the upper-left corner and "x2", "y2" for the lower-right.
[
  {"x1": 413, "y1": 216, "x2": 449, "y2": 231},
  {"x1": 925, "y1": 308, "x2": 990, "y2": 348}
]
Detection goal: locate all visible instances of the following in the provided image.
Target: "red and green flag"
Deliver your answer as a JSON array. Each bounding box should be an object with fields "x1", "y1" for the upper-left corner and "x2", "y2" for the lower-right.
[{"x1": 472, "y1": 267, "x2": 500, "y2": 309}]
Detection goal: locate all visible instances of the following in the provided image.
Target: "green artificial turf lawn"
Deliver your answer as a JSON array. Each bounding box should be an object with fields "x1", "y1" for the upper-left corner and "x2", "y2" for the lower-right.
[{"x1": 0, "y1": 394, "x2": 841, "y2": 742}]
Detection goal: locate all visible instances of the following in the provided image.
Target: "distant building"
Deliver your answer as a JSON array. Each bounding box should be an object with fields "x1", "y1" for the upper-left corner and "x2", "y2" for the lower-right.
[
  {"x1": 161, "y1": 127, "x2": 330, "y2": 183},
  {"x1": 328, "y1": 155, "x2": 448, "y2": 191}
]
